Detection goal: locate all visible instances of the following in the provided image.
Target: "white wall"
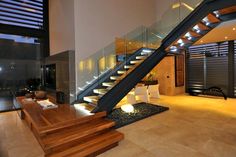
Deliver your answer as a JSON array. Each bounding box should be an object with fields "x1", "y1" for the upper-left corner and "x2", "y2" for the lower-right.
[
  {"x1": 49, "y1": 0, "x2": 75, "y2": 55},
  {"x1": 49, "y1": 0, "x2": 186, "y2": 94},
  {"x1": 74, "y1": 0, "x2": 158, "y2": 60}
]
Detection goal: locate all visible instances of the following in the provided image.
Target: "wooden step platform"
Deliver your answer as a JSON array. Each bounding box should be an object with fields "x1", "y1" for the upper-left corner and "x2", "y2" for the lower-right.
[
  {"x1": 42, "y1": 119, "x2": 115, "y2": 154},
  {"x1": 16, "y1": 96, "x2": 124, "y2": 157},
  {"x1": 47, "y1": 130, "x2": 124, "y2": 157}
]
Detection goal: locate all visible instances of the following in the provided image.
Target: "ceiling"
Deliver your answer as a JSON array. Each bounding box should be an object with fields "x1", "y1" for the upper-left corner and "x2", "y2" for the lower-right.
[{"x1": 194, "y1": 19, "x2": 236, "y2": 45}]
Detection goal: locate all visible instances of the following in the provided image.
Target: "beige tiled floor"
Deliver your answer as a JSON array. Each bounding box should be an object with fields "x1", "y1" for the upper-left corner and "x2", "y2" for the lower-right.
[{"x1": 1, "y1": 95, "x2": 236, "y2": 157}]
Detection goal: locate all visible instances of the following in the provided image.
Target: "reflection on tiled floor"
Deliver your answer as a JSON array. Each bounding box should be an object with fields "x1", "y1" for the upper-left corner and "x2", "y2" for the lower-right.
[
  {"x1": 0, "y1": 91, "x2": 14, "y2": 112},
  {"x1": 1, "y1": 95, "x2": 236, "y2": 157}
]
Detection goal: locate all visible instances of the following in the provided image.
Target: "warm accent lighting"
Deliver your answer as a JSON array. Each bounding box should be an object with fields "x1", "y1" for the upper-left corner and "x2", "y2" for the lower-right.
[
  {"x1": 225, "y1": 36, "x2": 228, "y2": 40},
  {"x1": 74, "y1": 104, "x2": 92, "y2": 115},
  {"x1": 172, "y1": 2, "x2": 194, "y2": 11},
  {"x1": 121, "y1": 104, "x2": 134, "y2": 113},
  {"x1": 233, "y1": 28, "x2": 236, "y2": 31},
  {"x1": 87, "y1": 59, "x2": 93, "y2": 71},
  {"x1": 79, "y1": 61, "x2": 84, "y2": 71}
]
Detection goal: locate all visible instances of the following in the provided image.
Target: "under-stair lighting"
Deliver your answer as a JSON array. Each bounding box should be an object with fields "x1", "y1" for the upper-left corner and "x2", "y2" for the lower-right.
[
  {"x1": 185, "y1": 32, "x2": 192, "y2": 40},
  {"x1": 177, "y1": 39, "x2": 185, "y2": 46},
  {"x1": 170, "y1": 46, "x2": 178, "y2": 52},
  {"x1": 196, "y1": 29, "x2": 201, "y2": 33},
  {"x1": 142, "y1": 49, "x2": 152, "y2": 53},
  {"x1": 202, "y1": 17, "x2": 210, "y2": 26},
  {"x1": 213, "y1": 11, "x2": 220, "y2": 18},
  {"x1": 193, "y1": 25, "x2": 201, "y2": 33},
  {"x1": 121, "y1": 104, "x2": 134, "y2": 113}
]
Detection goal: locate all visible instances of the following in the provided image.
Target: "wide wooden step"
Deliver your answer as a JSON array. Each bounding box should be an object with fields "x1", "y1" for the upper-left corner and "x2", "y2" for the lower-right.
[
  {"x1": 136, "y1": 55, "x2": 147, "y2": 60},
  {"x1": 42, "y1": 119, "x2": 115, "y2": 154},
  {"x1": 124, "y1": 65, "x2": 133, "y2": 69},
  {"x1": 47, "y1": 130, "x2": 124, "y2": 157},
  {"x1": 93, "y1": 88, "x2": 108, "y2": 95},
  {"x1": 117, "y1": 70, "x2": 126, "y2": 75},
  {"x1": 102, "y1": 82, "x2": 115, "y2": 87},
  {"x1": 73, "y1": 103, "x2": 96, "y2": 112},
  {"x1": 83, "y1": 96, "x2": 99, "y2": 104},
  {"x1": 110, "y1": 76, "x2": 120, "y2": 81},
  {"x1": 38, "y1": 111, "x2": 106, "y2": 136},
  {"x1": 130, "y1": 60, "x2": 142, "y2": 64}
]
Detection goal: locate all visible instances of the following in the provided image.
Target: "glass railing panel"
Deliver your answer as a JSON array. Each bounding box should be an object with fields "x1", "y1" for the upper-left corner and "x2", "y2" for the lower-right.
[
  {"x1": 151, "y1": 0, "x2": 182, "y2": 39},
  {"x1": 77, "y1": 50, "x2": 101, "y2": 92},
  {"x1": 123, "y1": 26, "x2": 146, "y2": 55},
  {"x1": 76, "y1": 0, "x2": 204, "y2": 96},
  {"x1": 147, "y1": 23, "x2": 163, "y2": 49},
  {"x1": 148, "y1": 0, "x2": 203, "y2": 43},
  {"x1": 180, "y1": 0, "x2": 204, "y2": 21}
]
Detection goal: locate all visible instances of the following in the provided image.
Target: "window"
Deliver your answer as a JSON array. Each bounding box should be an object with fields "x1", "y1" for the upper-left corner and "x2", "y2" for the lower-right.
[{"x1": 0, "y1": 0, "x2": 44, "y2": 29}]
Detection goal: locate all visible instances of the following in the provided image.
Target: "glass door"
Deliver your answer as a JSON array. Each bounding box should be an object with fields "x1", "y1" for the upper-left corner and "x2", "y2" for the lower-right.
[{"x1": 0, "y1": 33, "x2": 42, "y2": 112}]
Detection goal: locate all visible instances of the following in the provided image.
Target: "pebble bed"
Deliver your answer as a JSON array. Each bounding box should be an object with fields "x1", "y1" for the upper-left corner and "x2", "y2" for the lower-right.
[{"x1": 107, "y1": 103, "x2": 169, "y2": 128}]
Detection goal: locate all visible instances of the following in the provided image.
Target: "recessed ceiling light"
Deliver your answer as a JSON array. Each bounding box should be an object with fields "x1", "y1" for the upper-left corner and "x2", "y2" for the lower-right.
[
  {"x1": 233, "y1": 28, "x2": 236, "y2": 31},
  {"x1": 225, "y1": 36, "x2": 228, "y2": 39},
  {"x1": 200, "y1": 40, "x2": 203, "y2": 43}
]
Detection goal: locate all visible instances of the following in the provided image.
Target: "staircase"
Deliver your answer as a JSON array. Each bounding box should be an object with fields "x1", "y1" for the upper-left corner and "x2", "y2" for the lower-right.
[
  {"x1": 37, "y1": 112, "x2": 124, "y2": 157},
  {"x1": 75, "y1": 0, "x2": 236, "y2": 114}
]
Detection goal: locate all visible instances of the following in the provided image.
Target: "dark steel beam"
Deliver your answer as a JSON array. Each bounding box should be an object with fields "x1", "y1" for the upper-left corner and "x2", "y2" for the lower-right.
[
  {"x1": 162, "y1": 0, "x2": 236, "y2": 50},
  {"x1": 93, "y1": 48, "x2": 167, "y2": 113}
]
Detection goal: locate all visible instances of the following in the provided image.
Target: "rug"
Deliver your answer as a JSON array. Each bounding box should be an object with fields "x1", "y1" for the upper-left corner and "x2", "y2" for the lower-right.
[{"x1": 107, "y1": 103, "x2": 169, "y2": 128}]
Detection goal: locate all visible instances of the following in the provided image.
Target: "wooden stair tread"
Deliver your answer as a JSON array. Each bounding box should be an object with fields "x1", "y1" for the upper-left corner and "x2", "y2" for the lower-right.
[
  {"x1": 207, "y1": 13, "x2": 221, "y2": 23},
  {"x1": 196, "y1": 22, "x2": 210, "y2": 31},
  {"x1": 38, "y1": 112, "x2": 106, "y2": 136},
  {"x1": 219, "y1": 5, "x2": 236, "y2": 15},
  {"x1": 48, "y1": 130, "x2": 124, "y2": 157},
  {"x1": 42, "y1": 119, "x2": 115, "y2": 150}
]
